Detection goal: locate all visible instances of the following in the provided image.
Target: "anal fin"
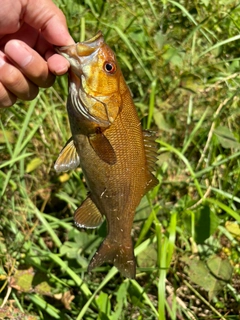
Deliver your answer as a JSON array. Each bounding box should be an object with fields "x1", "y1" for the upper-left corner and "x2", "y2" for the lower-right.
[
  {"x1": 74, "y1": 196, "x2": 104, "y2": 229},
  {"x1": 54, "y1": 137, "x2": 80, "y2": 173},
  {"x1": 89, "y1": 132, "x2": 116, "y2": 165}
]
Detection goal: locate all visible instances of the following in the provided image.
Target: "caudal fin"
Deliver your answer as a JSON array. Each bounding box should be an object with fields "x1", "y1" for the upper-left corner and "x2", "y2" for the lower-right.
[{"x1": 88, "y1": 236, "x2": 136, "y2": 278}]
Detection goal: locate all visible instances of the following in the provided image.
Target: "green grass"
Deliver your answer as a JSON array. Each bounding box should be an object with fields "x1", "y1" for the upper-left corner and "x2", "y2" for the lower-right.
[{"x1": 1, "y1": 0, "x2": 240, "y2": 319}]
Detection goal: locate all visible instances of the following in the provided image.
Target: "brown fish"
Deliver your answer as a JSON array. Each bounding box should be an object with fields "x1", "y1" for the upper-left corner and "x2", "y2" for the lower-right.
[{"x1": 55, "y1": 32, "x2": 158, "y2": 278}]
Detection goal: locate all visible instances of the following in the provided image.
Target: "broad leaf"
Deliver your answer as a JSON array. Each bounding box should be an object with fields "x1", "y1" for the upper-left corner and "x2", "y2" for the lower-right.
[
  {"x1": 137, "y1": 243, "x2": 157, "y2": 268},
  {"x1": 214, "y1": 126, "x2": 240, "y2": 149},
  {"x1": 194, "y1": 205, "x2": 220, "y2": 244},
  {"x1": 207, "y1": 255, "x2": 233, "y2": 300}
]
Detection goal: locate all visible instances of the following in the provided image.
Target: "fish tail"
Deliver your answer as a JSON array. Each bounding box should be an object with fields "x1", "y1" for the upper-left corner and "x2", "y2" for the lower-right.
[{"x1": 88, "y1": 236, "x2": 136, "y2": 278}]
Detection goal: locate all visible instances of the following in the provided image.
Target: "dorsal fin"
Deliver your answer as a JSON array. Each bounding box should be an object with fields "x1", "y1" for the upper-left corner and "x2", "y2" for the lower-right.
[
  {"x1": 145, "y1": 172, "x2": 159, "y2": 193},
  {"x1": 143, "y1": 130, "x2": 158, "y2": 170},
  {"x1": 89, "y1": 132, "x2": 117, "y2": 165},
  {"x1": 143, "y1": 130, "x2": 159, "y2": 193},
  {"x1": 74, "y1": 196, "x2": 104, "y2": 229},
  {"x1": 54, "y1": 137, "x2": 80, "y2": 172}
]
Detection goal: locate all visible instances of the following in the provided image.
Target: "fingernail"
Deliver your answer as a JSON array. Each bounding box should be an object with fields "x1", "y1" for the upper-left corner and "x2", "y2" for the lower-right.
[
  {"x1": 0, "y1": 52, "x2": 6, "y2": 68},
  {"x1": 47, "y1": 53, "x2": 70, "y2": 75},
  {"x1": 20, "y1": 54, "x2": 33, "y2": 67},
  {"x1": 55, "y1": 65, "x2": 69, "y2": 75},
  {"x1": 5, "y1": 40, "x2": 33, "y2": 68}
]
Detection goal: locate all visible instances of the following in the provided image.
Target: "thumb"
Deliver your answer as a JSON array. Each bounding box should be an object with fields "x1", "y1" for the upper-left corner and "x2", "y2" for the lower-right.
[{"x1": 24, "y1": 0, "x2": 74, "y2": 46}]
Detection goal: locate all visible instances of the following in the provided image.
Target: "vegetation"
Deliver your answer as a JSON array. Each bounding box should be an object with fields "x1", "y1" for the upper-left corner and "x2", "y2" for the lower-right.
[{"x1": 0, "y1": 0, "x2": 240, "y2": 319}]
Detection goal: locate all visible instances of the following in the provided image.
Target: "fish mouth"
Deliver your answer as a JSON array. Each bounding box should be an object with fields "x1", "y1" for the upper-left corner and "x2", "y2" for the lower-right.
[
  {"x1": 55, "y1": 31, "x2": 104, "y2": 64},
  {"x1": 76, "y1": 31, "x2": 104, "y2": 56}
]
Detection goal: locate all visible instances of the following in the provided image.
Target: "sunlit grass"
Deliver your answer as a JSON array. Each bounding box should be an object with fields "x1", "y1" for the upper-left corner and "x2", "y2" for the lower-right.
[{"x1": 1, "y1": 0, "x2": 240, "y2": 319}]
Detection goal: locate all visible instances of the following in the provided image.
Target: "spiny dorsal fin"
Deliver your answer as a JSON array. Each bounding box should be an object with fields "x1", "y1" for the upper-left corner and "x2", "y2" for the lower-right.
[
  {"x1": 143, "y1": 130, "x2": 158, "y2": 170},
  {"x1": 74, "y1": 196, "x2": 104, "y2": 229},
  {"x1": 145, "y1": 172, "x2": 159, "y2": 194},
  {"x1": 143, "y1": 130, "x2": 159, "y2": 193},
  {"x1": 89, "y1": 132, "x2": 117, "y2": 165},
  {"x1": 54, "y1": 137, "x2": 80, "y2": 172}
]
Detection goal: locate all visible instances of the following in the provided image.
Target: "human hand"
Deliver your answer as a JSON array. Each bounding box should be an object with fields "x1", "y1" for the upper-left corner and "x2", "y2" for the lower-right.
[{"x1": 0, "y1": 0, "x2": 74, "y2": 107}]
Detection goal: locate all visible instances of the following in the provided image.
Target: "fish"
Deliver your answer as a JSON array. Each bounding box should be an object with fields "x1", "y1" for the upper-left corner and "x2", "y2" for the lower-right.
[{"x1": 54, "y1": 31, "x2": 158, "y2": 278}]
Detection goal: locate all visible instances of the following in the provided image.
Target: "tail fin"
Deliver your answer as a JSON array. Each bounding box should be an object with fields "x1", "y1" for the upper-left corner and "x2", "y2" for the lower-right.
[{"x1": 88, "y1": 236, "x2": 136, "y2": 278}]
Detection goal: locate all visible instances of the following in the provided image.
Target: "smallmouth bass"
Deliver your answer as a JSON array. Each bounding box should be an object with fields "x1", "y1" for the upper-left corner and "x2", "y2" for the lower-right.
[{"x1": 55, "y1": 32, "x2": 158, "y2": 278}]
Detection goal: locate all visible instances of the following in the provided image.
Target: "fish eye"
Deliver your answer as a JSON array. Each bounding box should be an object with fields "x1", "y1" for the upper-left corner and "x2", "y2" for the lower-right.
[{"x1": 103, "y1": 61, "x2": 116, "y2": 74}]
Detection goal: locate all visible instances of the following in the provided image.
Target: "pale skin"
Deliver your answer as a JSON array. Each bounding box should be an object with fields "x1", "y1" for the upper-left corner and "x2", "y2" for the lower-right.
[{"x1": 0, "y1": 0, "x2": 74, "y2": 107}]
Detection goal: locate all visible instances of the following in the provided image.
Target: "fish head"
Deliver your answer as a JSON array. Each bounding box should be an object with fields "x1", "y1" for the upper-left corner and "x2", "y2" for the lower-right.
[{"x1": 56, "y1": 32, "x2": 125, "y2": 130}]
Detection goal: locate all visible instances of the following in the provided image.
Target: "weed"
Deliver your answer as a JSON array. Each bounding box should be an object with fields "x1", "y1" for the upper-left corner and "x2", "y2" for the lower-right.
[{"x1": 0, "y1": 1, "x2": 240, "y2": 319}]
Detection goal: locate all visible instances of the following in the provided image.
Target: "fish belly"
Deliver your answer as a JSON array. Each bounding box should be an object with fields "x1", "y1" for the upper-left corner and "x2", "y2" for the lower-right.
[{"x1": 76, "y1": 111, "x2": 146, "y2": 278}]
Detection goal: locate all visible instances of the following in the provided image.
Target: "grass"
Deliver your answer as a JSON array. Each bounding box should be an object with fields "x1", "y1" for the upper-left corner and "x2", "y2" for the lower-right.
[{"x1": 1, "y1": 0, "x2": 240, "y2": 319}]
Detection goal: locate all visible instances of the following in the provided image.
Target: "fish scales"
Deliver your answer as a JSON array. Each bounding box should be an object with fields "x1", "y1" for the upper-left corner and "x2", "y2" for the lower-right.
[{"x1": 55, "y1": 31, "x2": 158, "y2": 278}]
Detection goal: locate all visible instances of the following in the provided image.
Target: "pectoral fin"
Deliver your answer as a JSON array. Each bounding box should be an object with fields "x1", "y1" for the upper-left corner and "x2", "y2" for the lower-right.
[
  {"x1": 89, "y1": 133, "x2": 117, "y2": 165},
  {"x1": 74, "y1": 196, "x2": 104, "y2": 229},
  {"x1": 54, "y1": 137, "x2": 80, "y2": 172}
]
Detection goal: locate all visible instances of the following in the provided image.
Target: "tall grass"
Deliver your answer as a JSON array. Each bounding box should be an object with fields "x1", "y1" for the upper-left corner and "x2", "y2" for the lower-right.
[{"x1": 0, "y1": 0, "x2": 240, "y2": 319}]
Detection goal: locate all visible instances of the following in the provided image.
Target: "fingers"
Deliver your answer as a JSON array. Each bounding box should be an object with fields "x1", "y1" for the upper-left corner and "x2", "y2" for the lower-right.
[
  {"x1": 26, "y1": 0, "x2": 74, "y2": 46},
  {"x1": 0, "y1": 0, "x2": 74, "y2": 108},
  {"x1": 0, "y1": 82, "x2": 17, "y2": 108},
  {"x1": 34, "y1": 34, "x2": 70, "y2": 75},
  {"x1": 0, "y1": 37, "x2": 71, "y2": 108},
  {"x1": 46, "y1": 52, "x2": 70, "y2": 75},
  {"x1": 0, "y1": 1, "x2": 22, "y2": 35},
  {"x1": 4, "y1": 40, "x2": 55, "y2": 88},
  {"x1": 0, "y1": 52, "x2": 39, "y2": 107}
]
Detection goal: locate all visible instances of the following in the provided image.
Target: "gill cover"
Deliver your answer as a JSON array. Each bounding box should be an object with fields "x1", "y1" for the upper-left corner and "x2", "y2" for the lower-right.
[{"x1": 56, "y1": 32, "x2": 122, "y2": 128}]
